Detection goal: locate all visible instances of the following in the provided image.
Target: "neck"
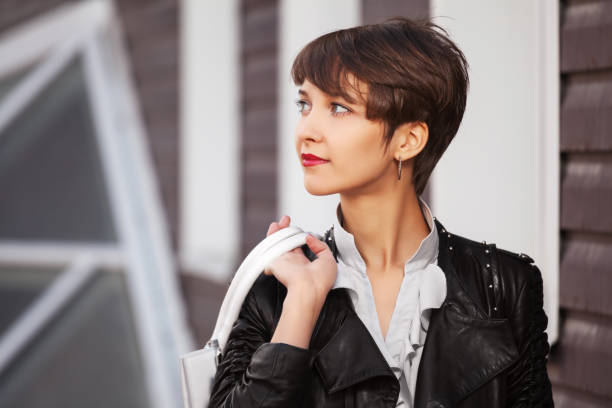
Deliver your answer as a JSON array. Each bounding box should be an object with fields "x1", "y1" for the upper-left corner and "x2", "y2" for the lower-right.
[{"x1": 338, "y1": 186, "x2": 431, "y2": 276}]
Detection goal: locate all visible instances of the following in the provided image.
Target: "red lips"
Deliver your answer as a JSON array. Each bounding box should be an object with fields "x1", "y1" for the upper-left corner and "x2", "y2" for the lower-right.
[{"x1": 301, "y1": 153, "x2": 329, "y2": 167}]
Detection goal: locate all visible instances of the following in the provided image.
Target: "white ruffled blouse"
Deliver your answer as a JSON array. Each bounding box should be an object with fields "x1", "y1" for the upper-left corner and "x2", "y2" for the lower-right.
[{"x1": 330, "y1": 196, "x2": 447, "y2": 407}]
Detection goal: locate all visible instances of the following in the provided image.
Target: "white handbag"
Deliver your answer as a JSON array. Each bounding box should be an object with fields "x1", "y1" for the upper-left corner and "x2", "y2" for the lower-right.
[{"x1": 179, "y1": 225, "x2": 320, "y2": 408}]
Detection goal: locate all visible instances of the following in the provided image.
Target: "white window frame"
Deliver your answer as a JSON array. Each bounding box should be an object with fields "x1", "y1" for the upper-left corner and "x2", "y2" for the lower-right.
[{"x1": 0, "y1": 1, "x2": 194, "y2": 406}]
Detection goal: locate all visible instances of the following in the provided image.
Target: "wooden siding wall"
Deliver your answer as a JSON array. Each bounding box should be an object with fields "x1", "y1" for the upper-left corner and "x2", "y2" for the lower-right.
[
  {"x1": 362, "y1": 0, "x2": 429, "y2": 24},
  {"x1": 0, "y1": 0, "x2": 181, "y2": 251},
  {"x1": 548, "y1": 0, "x2": 612, "y2": 406},
  {"x1": 240, "y1": 0, "x2": 279, "y2": 259},
  {"x1": 116, "y1": 0, "x2": 180, "y2": 251}
]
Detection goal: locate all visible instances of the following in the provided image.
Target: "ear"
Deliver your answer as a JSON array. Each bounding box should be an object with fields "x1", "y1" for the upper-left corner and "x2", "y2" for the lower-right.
[{"x1": 392, "y1": 121, "x2": 429, "y2": 161}]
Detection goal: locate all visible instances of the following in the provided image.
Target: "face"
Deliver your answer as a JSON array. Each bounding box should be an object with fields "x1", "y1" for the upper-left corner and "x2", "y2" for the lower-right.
[{"x1": 294, "y1": 78, "x2": 395, "y2": 196}]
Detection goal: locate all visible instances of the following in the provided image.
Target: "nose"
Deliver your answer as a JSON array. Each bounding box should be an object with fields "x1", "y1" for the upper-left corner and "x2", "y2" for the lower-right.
[{"x1": 295, "y1": 111, "x2": 324, "y2": 145}]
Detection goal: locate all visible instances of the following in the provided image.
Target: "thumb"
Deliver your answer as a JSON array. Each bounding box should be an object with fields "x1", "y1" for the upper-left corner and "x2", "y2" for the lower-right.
[{"x1": 305, "y1": 234, "x2": 332, "y2": 257}]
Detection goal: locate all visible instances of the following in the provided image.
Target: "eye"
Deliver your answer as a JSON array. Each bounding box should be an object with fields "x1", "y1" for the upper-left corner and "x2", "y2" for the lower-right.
[
  {"x1": 331, "y1": 103, "x2": 350, "y2": 116},
  {"x1": 294, "y1": 99, "x2": 310, "y2": 114}
]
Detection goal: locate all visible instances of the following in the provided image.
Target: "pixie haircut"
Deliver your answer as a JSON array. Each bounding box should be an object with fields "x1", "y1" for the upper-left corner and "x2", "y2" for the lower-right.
[{"x1": 291, "y1": 17, "x2": 469, "y2": 196}]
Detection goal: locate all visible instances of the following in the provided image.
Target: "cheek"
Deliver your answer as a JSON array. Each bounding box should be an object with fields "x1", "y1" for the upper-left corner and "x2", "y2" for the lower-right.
[{"x1": 335, "y1": 126, "x2": 385, "y2": 172}]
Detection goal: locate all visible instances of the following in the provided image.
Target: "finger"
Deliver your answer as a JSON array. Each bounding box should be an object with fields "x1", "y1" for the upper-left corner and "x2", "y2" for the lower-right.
[
  {"x1": 266, "y1": 222, "x2": 279, "y2": 237},
  {"x1": 279, "y1": 215, "x2": 290, "y2": 227},
  {"x1": 305, "y1": 234, "x2": 333, "y2": 259}
]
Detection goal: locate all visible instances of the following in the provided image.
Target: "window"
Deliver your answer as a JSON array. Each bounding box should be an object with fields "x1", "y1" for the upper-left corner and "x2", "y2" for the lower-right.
[{"x1": 0, "y1": 2, "x2": 193, "y2": 406}]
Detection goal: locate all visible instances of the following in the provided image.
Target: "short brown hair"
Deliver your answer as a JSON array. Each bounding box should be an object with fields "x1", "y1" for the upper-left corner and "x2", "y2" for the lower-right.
[{"x1": 291, "y1": 17, "x2": 469, "y2": 195}]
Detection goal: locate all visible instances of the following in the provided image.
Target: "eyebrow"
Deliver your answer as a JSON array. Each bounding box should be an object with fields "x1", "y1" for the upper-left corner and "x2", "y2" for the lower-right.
[{"x1": 297, "y1": 88, "x2": 358, "y2": 105}]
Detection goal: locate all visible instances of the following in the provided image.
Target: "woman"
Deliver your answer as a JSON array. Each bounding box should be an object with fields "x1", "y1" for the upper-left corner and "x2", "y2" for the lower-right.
[{"x1": 209, "y1": 17, "x2": 553, "y2": 408}]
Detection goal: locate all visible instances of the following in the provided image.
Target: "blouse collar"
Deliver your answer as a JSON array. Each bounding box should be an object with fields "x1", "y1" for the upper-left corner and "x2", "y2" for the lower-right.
[{"x1": 330, "y1": 195, "x2": 447, "y2": 338}]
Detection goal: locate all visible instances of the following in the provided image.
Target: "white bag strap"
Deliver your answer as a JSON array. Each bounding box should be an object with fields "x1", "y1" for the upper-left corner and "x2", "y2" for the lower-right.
[
  {"x1": 211, "y1": 226, "x2": 303, "y2": 342},
  {"x1": 210, "y1": 226, "x2": 310, "y2": 352}
]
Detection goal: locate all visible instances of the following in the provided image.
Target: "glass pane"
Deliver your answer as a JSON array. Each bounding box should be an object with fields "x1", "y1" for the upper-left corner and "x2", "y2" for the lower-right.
[
  {"x1": 0, "y1": 269, "x2": 149, "y2": 408},
  {"x1": 0, "y1": 265, "x2": 61, "y2": 336},
  {"x1": 0, "y1": 63, "x2": 36, "y2": 101},
  {"x1": 0, "y1": 55, "x2": 117, "y2": 242}
]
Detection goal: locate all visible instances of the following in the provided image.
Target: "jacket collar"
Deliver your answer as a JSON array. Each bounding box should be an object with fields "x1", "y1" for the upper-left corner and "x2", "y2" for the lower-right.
[
  {"x1": 312, "y1": 218, "x2": 519, "y2": 407},
  {"x1": 311, "y1": 300, "x2": 399, "y2": 395}
]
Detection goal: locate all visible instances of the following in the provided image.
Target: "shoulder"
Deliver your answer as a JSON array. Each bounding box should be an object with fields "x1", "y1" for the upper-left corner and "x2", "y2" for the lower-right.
[
  {"x1": 448, "y1": 228, "x2": 542, "y2": 314},
  {"x1": 495, "y1": 244, "x2": 542, "y2": 297},
  {"x1": 449, "y1": 227, "x2": 538, "y2": 281},
  {"x1": 495, "y1": 246, "x2": 539, "y2": 286},
  {"x1": 493, "y1": 246, "x2": 544, "y2": 317}
]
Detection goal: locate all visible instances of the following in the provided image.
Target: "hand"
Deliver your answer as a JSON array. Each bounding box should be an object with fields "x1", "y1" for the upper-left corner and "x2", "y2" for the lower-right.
[{"x1": 263, "y1": 215, "x2": 337, "y2": 304}]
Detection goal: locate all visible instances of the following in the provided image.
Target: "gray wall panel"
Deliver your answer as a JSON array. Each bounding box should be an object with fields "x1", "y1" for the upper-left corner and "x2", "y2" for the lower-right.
[
  {"x1": 560, "y1": 232, "x2": 612, "y2": 317},
  {"x1": 561, "y1": 153, "x2": 612, "y2": 232},
  {"x1": 561, "y1": 71, "x2": 612, "y2": 151},
  {"x1": 561, "y1": 0, "x2": 612, "y2": 73},
  {"x1": 549, "y1": 312, "x2": 612, "y2": 400},
  {"x1": 240, "y1": 0, "x2": 279, "y2": 259}
]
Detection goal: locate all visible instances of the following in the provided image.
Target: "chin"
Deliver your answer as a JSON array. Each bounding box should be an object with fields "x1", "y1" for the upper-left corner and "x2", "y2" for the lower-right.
[{"x1": 303, "y1": 177, "x2": 337, "y2": 196}]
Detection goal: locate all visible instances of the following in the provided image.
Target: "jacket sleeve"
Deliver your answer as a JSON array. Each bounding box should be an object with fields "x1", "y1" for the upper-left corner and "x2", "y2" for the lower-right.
[
  {"x1": 208, "y1": 278, "x2": 314, "y2": 407},
  {"x1": 506, "y1": 263, "x2": 554, "y2": 407}
]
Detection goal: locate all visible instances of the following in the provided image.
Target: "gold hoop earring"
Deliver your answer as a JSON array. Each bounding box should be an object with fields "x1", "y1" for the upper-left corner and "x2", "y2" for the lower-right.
[{"x1": 397, "y1": 159, "x2": 403, "y2": 180}]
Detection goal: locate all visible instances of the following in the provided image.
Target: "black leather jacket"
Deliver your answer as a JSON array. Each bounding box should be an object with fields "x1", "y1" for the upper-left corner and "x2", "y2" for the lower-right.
[{"x1": 208, "y1": 218, "x2": 554, "y2": 407}]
